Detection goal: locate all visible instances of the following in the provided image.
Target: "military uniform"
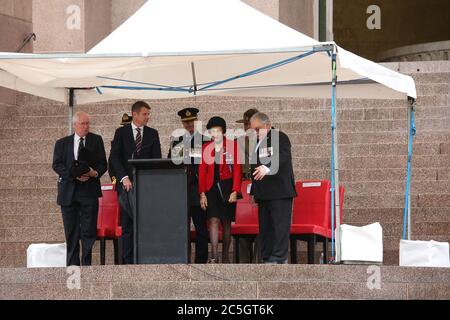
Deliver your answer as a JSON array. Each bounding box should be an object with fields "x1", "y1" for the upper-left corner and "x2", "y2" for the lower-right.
[
  {"x1": 168, "y1": 108, "x2": 210, "y2": 263},
  {"x1": 250, "y1": 128, "x2": 297, "y2": 264}
]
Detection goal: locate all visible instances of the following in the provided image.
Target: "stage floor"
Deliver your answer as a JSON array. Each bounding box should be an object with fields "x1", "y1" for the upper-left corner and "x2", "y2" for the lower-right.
[{"x1": 1, "y1": 264, "x2": 449, "y2": 300}]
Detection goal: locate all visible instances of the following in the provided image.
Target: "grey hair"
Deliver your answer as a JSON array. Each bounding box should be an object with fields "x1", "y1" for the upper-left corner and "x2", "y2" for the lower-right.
[
  {"x1": 72, "y1": 111, "x2": 90, "y2": 124},
  {"x1": 250, "y1": 112, "x2": 271, "y2": 125}
]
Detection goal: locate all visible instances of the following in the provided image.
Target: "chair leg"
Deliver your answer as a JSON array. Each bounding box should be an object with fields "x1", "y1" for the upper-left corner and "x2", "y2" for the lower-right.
[
  {"x1": 249, "y1": 237, "x2": 254, "y2": 264},
  {"x1": 290, "y1": 237, "x2": 298, "y2": 264},
  {"x1": 323, "y1": 238, "x2": 329, "y2": 265},
  {"x1": 307, "y1": 235, "x2": 317, "y2": 264},
  {"x1": 113, "y1": 239, "x2": 120, "y2": 265},
  {"x1": 188, "y1": 239, "x2": 192, "y2": 264},
  {"x1": 100, "y1": 238, "x2": 106, "y2": 265},
  {"x1": 233, "y1": 236, "x2": 239, "y2": 264}
]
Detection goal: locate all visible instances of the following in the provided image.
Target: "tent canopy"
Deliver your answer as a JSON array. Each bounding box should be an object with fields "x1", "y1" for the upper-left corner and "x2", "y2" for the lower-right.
[{"x1": 0, "y1": 0, "x2": 416, "y2": 104}]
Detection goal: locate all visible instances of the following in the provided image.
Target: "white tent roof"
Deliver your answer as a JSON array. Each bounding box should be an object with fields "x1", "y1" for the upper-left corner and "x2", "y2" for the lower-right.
[{"x1": 0, "y1": 0, "x2": 416, "y2": 104}]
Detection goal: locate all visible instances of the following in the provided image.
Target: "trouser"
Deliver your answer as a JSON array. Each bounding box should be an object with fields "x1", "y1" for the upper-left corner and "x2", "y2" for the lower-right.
[
  {"x1": 239, "y1": 236, "x2": 261, "y2": 263},
  {"x1": 190, "y1": 205, "x2": 208, "y2": 263},
  {"x1": 118, "y1": 186, "x2": 134, "y2": 264},
  {"x1": 61, "y1": 191, "x2": 98, "y2": 266},
  {"x1": 258, "y1": 198, "x2": 293, "y2": 264}
]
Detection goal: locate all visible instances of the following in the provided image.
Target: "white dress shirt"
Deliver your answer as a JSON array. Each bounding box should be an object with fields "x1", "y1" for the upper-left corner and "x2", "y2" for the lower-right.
[
  {"x1": 131, "y1": 122, "x2": 144, "y2": 141},
  {"x1": 121, "y1": 123, "x2": 145, "y2": 183}
]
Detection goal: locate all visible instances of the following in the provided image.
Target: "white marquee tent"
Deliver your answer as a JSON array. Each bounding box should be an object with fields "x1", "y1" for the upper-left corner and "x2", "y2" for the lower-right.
[{"x1": 0, "y1": 0, "x2": 417, "y2": 262}]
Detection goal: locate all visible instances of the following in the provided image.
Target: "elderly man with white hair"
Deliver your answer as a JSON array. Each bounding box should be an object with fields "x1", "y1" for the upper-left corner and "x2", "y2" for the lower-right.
[
  {"x1": 52, "y1": 111, "x2": 107, "y2": 266},
  {"x1": 250, "y1": 112, "x2": 297, "y2": 264}
]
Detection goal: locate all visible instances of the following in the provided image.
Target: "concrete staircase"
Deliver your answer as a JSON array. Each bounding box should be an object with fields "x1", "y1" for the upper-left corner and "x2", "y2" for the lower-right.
[
  {"x1": 0, "y1": 62, "x2": 450, "y2": 267},
  {"x1": 1, "y1": 264, "x2": 449, "y2": 299}
]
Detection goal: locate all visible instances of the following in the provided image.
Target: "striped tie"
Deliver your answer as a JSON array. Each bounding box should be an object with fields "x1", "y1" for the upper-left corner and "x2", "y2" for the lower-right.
[{"x1": 135, "y1": 127, "x2": 142, "y2": 156}]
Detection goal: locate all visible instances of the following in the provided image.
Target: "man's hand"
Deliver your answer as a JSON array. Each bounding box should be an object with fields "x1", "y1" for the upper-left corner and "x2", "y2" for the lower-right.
[
  {"x1": 122, "y1": 177, "x2": 133, "y2": 192},
  {"x1": 76, "y1": 176, "x2": 90, "y2": 182},
  {"x1": 228, "y1": 191, "x2": 238, "y2": 203},
  {"x1": 253, "y1": 166, "x2": 270, "y2": 181},
  {"x1": 87, "y1": 168, "x2": 98, "y2": 178},
  {"x1": 200, "y1": 193, "x2": 208, "y2": 211}
]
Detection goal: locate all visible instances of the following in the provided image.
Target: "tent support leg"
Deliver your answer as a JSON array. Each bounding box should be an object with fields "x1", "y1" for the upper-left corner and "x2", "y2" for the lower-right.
[
  {"x1": 403, "y1": 97, "x2": 416, "y2": 240},
  {"x1": 330, "y1": 45, "x2": 341, "y2": 263},
  {"x1": 68, "y1": 88, "x2": 75, "y2": 135}
]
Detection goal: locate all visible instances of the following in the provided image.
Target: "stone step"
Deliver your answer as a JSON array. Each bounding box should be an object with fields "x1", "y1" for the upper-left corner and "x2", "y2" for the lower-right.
[
  {"x1": 410, "y1": 72, "x2": 450, "y2": 84},
  {"x1": 3, "y1": 118, "x2": 450, "y2": 141},
  {"x1": 0, "y1": 199, "x2": 448, "y2": 219},
  {"x1": 17, "y1": 91, "x2": 450, "y2": 110},
  {"x1": 295, "y1": 143, "x2": 440, "y2": 158},
  {"x1": 0, "y1": 200, "x2": 60, "y2": 216},
  {"x1": 0, "y1": 211, "x2": 447, "y2": 240},
  {"x1": 296, "y1": 154, "x2": 450, "y2": 170},
  {"x1": 1, "y1": 190, "x2": 450, "y2": 210},
  {"x1": 0, "y1": 146, "x2": 449, "y2": 172},
  {"x1": 345, "y1": 207, "x2": 450, "y2": 224},
  {"x1": 3, "y1": 130, "x2": 450, "y2": 150},
  {"x1": 2, "y1": 175, "x2": 450, "y2": 195},
  {"x1": 415, "y1": 83, "x2": 450, "y2": 95},
  {"x1": 10, "y1": 94, "x2": 449, "y2": 121},
  {"x1": 2, "y1": 206, "x2": 448, "y2": 228},
  {"x1": 0, "y1": 141, "x2": 446, "y2": 168},
  {"x1": 12, "y1": 98, "x2": 414, "y2": 115},
  {"x1": 4, "y1": 105, "x2": 450, "y2": 128},
  {"x1": 0, "y1": 163, "x2": 441, "y2": 185},
  {"x1": 1, "y1": 264, "x2": 450, "y2": 299},
  {"x1": 294, "y1": 168, "x2": 439, "y2": 182},
  {"x1": 0, "y1": 139, "x2": 444, "y2": 165}
]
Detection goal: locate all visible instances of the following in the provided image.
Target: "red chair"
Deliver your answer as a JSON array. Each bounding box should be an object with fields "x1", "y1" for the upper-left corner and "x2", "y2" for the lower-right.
[
  {"x1": 231, "y1": 180, "x2": 259, "y2": 263},
  {"x1": 290, "y1": 181, "x2": 344, "y2": 264},
  {"x1": 97, "y1": 184, "x2": 122, "y2": 265}
]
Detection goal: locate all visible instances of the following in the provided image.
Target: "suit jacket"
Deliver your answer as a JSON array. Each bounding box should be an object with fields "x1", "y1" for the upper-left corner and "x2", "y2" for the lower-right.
[
  {"x1": 199, "y1": 139, "x2": 242, "y2": 194},
  {"x1": 52, "y1": 132, "x2": 107, "y2": 206},
  {"x1": 108, "y1": 140, "x2": 116, "y2": 181},
  {"x1": 109, "y1": 124, "x2": 162, "y2": 182},
  {"x1": 250, "y1": 129, "x2": 297, "y2": 201},
  {"x1": 168, "y1": 131, "x2": 209, "y2": 206}
]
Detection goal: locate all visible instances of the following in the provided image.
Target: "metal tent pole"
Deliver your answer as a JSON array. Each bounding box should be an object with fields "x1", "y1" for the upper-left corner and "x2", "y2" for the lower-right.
[
  {"x1": 330, "y1": 44, "x2": 341, "y2": 263},
  {"x1": 68, "y1": 88, "x2": 75, "y2": 135},
  {"x1": 403, "y1": 97, "x2": 416, "y2": 240}
]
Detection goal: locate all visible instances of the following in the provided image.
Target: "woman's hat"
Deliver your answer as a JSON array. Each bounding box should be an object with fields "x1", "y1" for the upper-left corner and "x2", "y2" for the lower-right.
[{"x1": 206, "y1": 116, "x2": 226, "y2": 133}]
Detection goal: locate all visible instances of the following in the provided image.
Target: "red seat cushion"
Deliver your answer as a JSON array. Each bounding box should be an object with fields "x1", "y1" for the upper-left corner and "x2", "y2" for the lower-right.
[
  {"x1": 231, "y1": 224, "x2": 259, "y2": 235},
  {"x1": 290, "y1": 224, "x2": 330, "y2": 238}
]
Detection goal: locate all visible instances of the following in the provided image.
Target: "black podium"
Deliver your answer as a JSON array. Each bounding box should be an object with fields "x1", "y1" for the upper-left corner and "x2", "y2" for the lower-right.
[{"x1": 129, "y1": 159, "x2": 189, "y2": 264}]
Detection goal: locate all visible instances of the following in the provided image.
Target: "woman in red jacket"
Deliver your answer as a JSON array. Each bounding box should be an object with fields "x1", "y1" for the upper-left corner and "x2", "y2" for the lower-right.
[{"x1": 199, "y1": 117, "x2": 242, "y2": 263}]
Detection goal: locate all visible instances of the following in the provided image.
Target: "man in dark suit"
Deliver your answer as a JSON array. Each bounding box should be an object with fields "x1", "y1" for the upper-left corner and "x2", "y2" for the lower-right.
[
  {"x1": 110, "y1": 101, "x2": 162, "y2": 264},
  {"x1": 108, "y1": 113, "x2": 132, "y2": 184},
  {"x1": 168, "y1": 107, "x2": 209, "y2": 263},
  {"x1": 52, "y1": 111, "x2": 107, "y2": 266},
  {"x1": 250, "y1": 112, "x2": 297, "y2": 264}
]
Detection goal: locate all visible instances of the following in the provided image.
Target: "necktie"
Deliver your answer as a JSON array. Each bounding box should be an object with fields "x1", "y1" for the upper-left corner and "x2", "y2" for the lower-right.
[
  {"x1": 135, "y1": 128, "x2": 142, "y2": 156},
  {"x1": 78, "y1": 137, "x2": 85, "y2": 160}
]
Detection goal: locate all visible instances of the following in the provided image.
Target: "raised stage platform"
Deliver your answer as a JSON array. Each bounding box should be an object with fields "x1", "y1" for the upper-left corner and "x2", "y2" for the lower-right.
[{"x1": 0, "y1": 264, "x2": 449, "y2": 300}]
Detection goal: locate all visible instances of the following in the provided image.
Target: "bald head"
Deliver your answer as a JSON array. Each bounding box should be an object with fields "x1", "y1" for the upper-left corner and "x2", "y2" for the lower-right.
[{"x1": 73, "y1": 111, "x2": 90, "y2": 137}]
